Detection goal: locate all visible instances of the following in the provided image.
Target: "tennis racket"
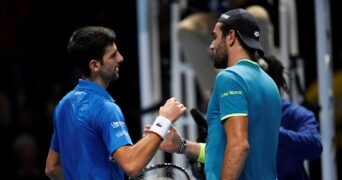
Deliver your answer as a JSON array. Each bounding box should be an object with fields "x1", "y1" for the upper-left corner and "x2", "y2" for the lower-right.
[{"x1": 129, "y1": 163, "x2": 190, "y2": 180}]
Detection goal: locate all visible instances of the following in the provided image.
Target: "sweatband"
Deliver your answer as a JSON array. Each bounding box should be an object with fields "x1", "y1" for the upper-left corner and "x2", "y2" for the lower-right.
[
  {"x1": 149, "y1": 116, "x2": 172, "y2": 139},
  {"x1": 197, "y1": 143, "x2": 206, "y2": 163}
]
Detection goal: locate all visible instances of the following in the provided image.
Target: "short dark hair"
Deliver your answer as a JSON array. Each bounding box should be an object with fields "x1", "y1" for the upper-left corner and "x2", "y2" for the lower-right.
[
  {"x1": 67, "y1": 26, "x2": 116, "y2": 77},
  {"x1": 261, "y1": 55, "x2": 288, "y2": 92}
]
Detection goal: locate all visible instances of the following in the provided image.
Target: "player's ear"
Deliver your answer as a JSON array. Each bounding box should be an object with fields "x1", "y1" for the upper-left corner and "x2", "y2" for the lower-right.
[
  {"x1": 89, "y1": 59, "x2": 100, "y2": 72},
  {"x1": 226, "y1": 29, "x2": 236, "y2": 46}
]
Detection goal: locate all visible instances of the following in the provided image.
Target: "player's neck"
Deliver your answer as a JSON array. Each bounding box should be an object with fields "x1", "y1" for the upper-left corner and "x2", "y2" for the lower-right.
[{"x1": 83, "y1": 76, "x2": 108, "y2": 89}]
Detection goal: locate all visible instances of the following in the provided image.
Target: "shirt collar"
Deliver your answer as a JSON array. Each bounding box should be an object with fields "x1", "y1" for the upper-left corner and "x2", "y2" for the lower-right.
[
  {"x1": 75, "y1": 79, "x2": 114, "y2": 102},
  {"x1": 235, "y1": 59, "x2": 260, "y2": 67}
]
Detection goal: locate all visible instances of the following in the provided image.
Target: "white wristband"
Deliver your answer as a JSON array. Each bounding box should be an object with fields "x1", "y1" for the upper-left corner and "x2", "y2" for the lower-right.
[{"x1": 149, "y1": 116, "x2": 172, "y2": 139}]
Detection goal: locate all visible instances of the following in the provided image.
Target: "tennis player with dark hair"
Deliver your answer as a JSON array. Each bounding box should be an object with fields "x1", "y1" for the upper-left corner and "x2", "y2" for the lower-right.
[
  {"x1": 260, "y1": 55, "x2": 323, "y2": 180},
  {"x1": 155, "y1": 8, "x2": 282, "y2": 179},
  {"x1": 44, "y1": 26, "x2": 187, "y2": 180},
  {"x1": 158, "y1": 54, "x2": 323, "y2": 179}
]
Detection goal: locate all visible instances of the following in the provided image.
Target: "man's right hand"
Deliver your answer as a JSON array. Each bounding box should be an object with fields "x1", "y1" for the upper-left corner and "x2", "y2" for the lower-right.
[{"x1": 159, "y1": 97, "x2": 187, "y2": 122}]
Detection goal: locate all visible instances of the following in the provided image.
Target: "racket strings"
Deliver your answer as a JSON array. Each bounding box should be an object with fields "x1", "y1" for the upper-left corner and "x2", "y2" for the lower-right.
[{"x1": 130, "y1": 164, "x2": 190, "y2": 180}]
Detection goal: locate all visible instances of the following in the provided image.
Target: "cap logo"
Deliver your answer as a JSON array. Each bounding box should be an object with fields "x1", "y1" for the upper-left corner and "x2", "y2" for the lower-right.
[
  {"x1": 220, "y1": 14, "x2": 230, "y2": 20},
  {"x1": 254, "y1": 31, "x2": 260, "y2": 38}
]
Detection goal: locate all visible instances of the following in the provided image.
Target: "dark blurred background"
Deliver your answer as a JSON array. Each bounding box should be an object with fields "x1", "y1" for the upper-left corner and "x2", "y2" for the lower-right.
[
  {"x1": 0, "y1": 0, "x2": 140, "y2": 179},
  {"x1": 0, "y1": 0, "x2": 341, "y2": 179}
]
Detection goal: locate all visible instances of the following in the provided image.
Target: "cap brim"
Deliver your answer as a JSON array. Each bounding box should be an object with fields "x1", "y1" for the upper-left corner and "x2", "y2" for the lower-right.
[{"x1": 237, "y1": 31, "x2": 264, "y2": 57}]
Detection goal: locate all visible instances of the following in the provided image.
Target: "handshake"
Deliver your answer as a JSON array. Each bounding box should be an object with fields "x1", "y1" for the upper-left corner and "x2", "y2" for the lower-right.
[
  {"x1": 147, "y1": 97, "x2": 187, "y2": 140},
  {"x1": 145, "y1": 98, "x2": 207, "y2": 158}
]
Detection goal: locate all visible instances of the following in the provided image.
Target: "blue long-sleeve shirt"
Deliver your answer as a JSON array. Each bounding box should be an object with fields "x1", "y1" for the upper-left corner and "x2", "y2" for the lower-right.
[{"x1": 277, "y1": 99, "x2": 323, "y2": 180}]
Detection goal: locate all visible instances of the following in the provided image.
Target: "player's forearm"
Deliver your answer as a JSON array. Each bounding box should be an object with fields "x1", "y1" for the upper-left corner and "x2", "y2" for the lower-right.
[
  {"x1": 221, "y1": 141, "x2": 249, "y2": 179},
  {"x1": 120, "y1": 133, "x2": 162, "y2": 177},
  {"x1": 182, "y1": 140, "x2": 201, "y2": 159},
  {"x1": 125, "y1": 115, "x2": 171, "y2": 172}
]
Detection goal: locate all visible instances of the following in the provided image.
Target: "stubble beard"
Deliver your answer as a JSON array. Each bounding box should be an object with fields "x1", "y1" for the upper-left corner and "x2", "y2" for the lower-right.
[
  {"x1": 102, "y1": 71, "x2": 119, "y2": 83},
  {"x1": 111, "y1": 72, "x2": 119, "y2": 81},
  {"x1": 212, "y1": 41, "x2": 228, "y2": 69},
  {"x1": 213, "y1": 52, "x2": 228, "y2": 69}
]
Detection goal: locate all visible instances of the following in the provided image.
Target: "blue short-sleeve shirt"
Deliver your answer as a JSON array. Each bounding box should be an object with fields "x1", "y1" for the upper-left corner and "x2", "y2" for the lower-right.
[
  {"x1": 50, "y1": 79, "x2": 132, "y2": 180},
  {"x1": 205, "y1": 60, "x2": 281, "y2": 180}
]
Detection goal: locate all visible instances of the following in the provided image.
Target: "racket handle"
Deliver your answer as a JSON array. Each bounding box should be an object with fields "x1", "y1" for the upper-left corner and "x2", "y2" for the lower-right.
[{"x1": 190, "y1": 108, "x2": 208, "y2": 130}]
